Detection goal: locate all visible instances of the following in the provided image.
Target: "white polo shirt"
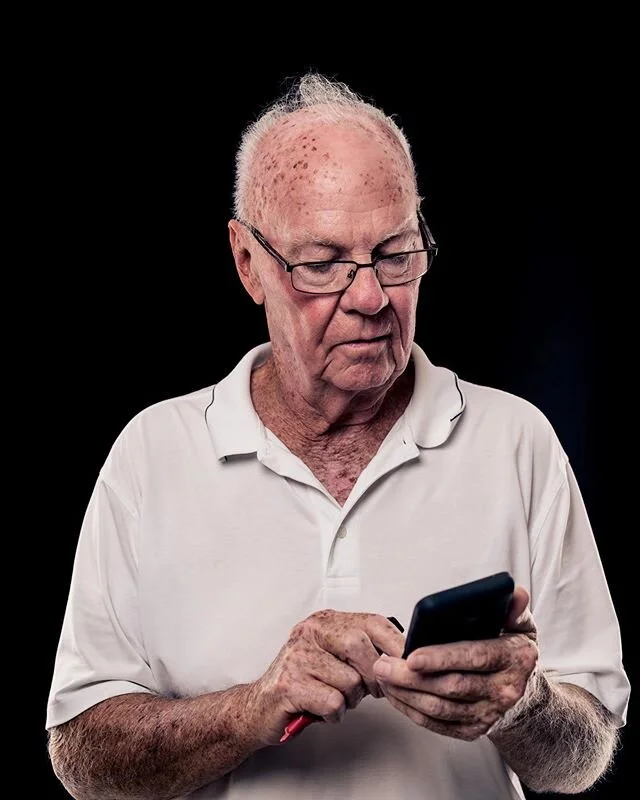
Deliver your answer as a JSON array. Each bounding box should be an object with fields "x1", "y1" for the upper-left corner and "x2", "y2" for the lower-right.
[{"x1": 47, "y1": 343, "x2": 630, "y2": 800}]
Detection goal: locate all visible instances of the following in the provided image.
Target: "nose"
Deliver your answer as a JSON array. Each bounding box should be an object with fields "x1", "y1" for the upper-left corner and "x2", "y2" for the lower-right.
[{"x1": 340, "y1": 264, "x2": 389, "y2": 316}]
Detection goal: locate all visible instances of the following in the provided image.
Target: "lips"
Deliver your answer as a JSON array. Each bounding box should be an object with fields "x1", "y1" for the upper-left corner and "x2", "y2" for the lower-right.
[{"x1": 343, "y1": 334, "x2": 391, "y2": 344}]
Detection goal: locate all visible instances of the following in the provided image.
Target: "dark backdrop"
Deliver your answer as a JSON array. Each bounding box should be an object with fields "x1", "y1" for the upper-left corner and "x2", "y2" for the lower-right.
[{"x1": 33, "y1": 29, "x2": 632, "y2": 800}]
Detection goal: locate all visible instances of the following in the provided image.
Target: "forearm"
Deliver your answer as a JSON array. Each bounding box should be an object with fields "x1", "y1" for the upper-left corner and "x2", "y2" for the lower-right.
[
  {"x1": 48, "y1": 685, "x2": 262, "y2": 800},
  {"x1": 489, "y1": 672, "x2": 620, "y2": 794}
]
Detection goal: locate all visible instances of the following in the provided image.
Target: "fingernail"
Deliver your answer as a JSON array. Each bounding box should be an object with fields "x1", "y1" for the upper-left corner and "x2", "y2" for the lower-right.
[
  {"x1": 408, "y1": 656, "x2": 425, "y2": 671},
  {"x1": 374, "y1": 659, "x2": 391, "y2": 678}
]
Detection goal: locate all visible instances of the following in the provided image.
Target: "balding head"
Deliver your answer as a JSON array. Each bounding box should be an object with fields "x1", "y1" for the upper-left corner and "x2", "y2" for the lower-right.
[
  {"x1": 233, "y1": 73, "x2": 420, "y2": 230},
  {"x1": 245, "y1": 110, "x2": 416, "y2": 236}
]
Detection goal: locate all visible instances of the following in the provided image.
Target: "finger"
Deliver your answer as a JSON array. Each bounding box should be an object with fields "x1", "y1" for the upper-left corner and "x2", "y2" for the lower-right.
[
  {"x1": 374, "y1": 654, "x2": 428, "y2": 690},
  {"x1": 503, "y1": 586, "x2": 536, "y2": 634},
  {"x1": 375, "y1": 654, "x2": 496, "y2": 702},
  {"x1": 367, "y1": 614, "x2": 406, "y2": 658},
  {"x1": 383, "y1": 691, "x2": 493, "y2": 742},
  {"x1": 296, "y1": 680, "x2": 347, "y2": 724},
  {"x1": 314, "y1": 617, "x2": 395, "y2": 697},
  {"x1": 403, "y1": 669, "x2": 493, "y2": 701},
  {"x1": 406, "y1": 639, "x2": 509, "y2": 673},
  {"x1": 305, "y1": 648, "x2": 370, "y2": 709},
  {"x1": 380, "y1": 682, "x2": 501, "y2": 727}
]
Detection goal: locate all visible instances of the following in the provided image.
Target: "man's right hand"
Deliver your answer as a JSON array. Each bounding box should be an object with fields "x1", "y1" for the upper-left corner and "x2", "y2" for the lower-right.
[{"x1": 246, "y1": 609, "x2": 405, "y2": 746}]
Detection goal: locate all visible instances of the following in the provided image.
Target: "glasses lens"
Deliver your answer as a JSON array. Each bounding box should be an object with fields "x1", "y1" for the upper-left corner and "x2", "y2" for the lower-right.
[
  {"x1": 291, "y1": 251, "x2": 431, "y2": 294},
  {"x1": 292, "y1": 262, "x2": 354, "y2": 293},
  {"x1": 376, "y1": 251, "x2": 429, "y2": 285}
]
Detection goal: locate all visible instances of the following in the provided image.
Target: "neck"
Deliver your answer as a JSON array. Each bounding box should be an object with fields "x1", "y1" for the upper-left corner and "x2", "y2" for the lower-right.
[{"x1": 251, "y1": 357, "x2": 414, "y2": 443}]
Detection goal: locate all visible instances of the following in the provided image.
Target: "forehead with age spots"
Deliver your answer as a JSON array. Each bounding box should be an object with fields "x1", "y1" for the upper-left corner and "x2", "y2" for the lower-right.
[{"x1": 247, "y1": 109, "x2": 417, "y2": 232}]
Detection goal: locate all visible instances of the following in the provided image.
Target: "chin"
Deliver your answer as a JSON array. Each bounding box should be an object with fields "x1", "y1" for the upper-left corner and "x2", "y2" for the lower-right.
[{"x1": 329, "y1": 363, "x2": 395, "y2": 393}]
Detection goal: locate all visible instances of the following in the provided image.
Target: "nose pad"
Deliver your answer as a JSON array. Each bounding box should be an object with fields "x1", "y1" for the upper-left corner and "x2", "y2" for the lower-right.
[
  {"x1": 348, "y1": 264, "x2": 381, "y2": 286},
  {"x1": 342, "y1": 265, "x2": 388, "y2": 314}
]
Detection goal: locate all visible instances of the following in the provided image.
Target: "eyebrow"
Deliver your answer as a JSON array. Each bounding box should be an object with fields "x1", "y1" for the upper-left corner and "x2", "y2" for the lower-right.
[{"x1": 287, "y1": 218, "x2": 418, "y2": 259}]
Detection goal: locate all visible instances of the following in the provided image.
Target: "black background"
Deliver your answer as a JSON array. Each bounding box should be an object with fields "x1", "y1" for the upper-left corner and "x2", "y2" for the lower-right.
[{"x1": 31, "y1": 18, "x2": 633, "y2": 799}]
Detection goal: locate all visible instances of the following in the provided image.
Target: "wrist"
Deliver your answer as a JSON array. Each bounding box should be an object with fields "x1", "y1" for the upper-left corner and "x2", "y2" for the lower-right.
[
  {"x1": 209, "y1": 682, "x2": 267, "y2": 753},
  {"x1": 234, "y1": 681, "x2": 275, "y2": 750},
  {"x1": 488, "y1": 668, "x2": 551, "y2": 738}
]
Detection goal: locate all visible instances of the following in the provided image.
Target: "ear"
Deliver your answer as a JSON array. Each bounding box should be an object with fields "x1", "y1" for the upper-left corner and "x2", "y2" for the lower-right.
[{"x1": 228, "y1": 220, "x2": 265, "y2": 305}]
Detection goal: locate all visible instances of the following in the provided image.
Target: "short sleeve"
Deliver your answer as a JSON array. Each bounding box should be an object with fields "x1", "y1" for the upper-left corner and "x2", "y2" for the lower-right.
[
  {"x1": 530, "y1": 460, "x2": 630, "y2": 726},
  {"x1": 46, "y1": 471, "x2": 157, "y2": 729}
]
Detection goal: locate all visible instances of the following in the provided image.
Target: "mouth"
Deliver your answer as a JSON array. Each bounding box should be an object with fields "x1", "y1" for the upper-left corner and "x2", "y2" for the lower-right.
[
  {"x1": 339, "y1": 334, "x2": 391, "y2": 347},
  {"x1": 349, "y1": 333, "x2": 390, "y2": 342}
]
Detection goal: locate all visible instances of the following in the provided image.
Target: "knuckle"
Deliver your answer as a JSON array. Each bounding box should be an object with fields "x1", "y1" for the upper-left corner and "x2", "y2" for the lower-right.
[
  {"x1": 289, "y1": 621, "x2": 307, "y2": 641},
  {"x1": 305, "y1": 609, "x2": 331, "y2": 628},
  {"x1": 437, "y1": 648, "x2": 457, "y2": 671},
  {"x1": 469, "y1": 644, "x2": 492, "y2": 670},
  {"x1": 324, "y1": 693, "x2": 345, "y2": 716},
  {"x1": 346, "y1": 671, "x2": 364, "y2": 693},
  {"x1": 497, "y1": 683, "x2": 521, "y2": 710},
  {"x1": 373, "y1": 612, "x2": 394, "y2": 630},
  {"x1": 429, "y1": 697, "x2": 453, "y2": 720},
  {"x1": 449, "y1": 673, "x2": 473, "y2": 699},
  {"x1": 343, "y1": 629, "x2": 369, "y2": 657},
  {"x1": 292, "y1": 609, "x2": 335, "y2": 639}
]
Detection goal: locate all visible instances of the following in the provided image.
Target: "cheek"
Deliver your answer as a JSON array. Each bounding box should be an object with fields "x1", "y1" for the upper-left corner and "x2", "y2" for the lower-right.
[
  {"x1": 302, "y1": 300, "x2": 337, "y2": 331},
  {"x1": 391, "y1": 288, "x2": 420, "y2": 333},
  {"x1": 266, "y1": 284, "x2": 336, "y2": 345}
]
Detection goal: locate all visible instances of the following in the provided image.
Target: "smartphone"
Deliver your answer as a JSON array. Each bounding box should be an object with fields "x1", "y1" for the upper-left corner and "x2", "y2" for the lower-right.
[{"x1": 402, "y1": 571, "x2": 515, "y2": 659}]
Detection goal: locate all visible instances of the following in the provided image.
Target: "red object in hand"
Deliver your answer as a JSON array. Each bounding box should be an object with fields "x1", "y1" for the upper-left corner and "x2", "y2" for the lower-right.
[{"x1": 279, "y1": 712, "x2": 319, "y2": 743}]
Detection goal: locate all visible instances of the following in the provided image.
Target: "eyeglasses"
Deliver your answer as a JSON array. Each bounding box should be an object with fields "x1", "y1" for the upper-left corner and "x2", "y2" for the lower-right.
[{"x1": 236, "y1": 210, "x2": 438, "y2": 295}]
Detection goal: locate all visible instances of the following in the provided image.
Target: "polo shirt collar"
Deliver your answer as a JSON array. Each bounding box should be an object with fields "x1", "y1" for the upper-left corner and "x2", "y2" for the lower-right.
[
  {"x1": 206, "y1": 342, "x2": 466, "y2": 459},
  {"x1": 206, "y1": 344, "x2": 270, "y2": 459},
  {"x1": 405, "y1": 343, "x2": 466, "y2": 448}
]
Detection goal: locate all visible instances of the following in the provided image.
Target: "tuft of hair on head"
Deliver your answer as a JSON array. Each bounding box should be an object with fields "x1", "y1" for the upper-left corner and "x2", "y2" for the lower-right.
[{"x1": 232, "y1": 71, "x2": 418, "y2": 224}]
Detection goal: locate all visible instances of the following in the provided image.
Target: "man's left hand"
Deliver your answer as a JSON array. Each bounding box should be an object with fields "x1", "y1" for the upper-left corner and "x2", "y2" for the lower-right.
[{"x1": 373, "y1": 586, "x2": 539, "y2": 741}]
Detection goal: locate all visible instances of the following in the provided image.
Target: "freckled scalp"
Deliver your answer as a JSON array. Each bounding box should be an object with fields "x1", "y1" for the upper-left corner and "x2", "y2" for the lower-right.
[
  {"x1": 246, "y1": 113, "x2": 416, "y2": 232},
  {"x1": 233, "y1": 72, "x2": 420, "y2": 226}
]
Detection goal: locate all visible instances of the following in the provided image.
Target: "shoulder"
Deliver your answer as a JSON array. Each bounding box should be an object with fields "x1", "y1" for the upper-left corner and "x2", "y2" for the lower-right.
[
  {"x1": 119, "y1": 383, "x2": 215, "y2": 446},
  {"x1": 97, "y1": 384, "x2": 216, "y2": 484},
  {"x1": 133, "y1": 384, "x2": 216, "y2": 430},
  {"x1": 99, "y1": 344, "x2": 270, "y2": 483},
  {"x1": 460, "y1": 377, "x2": 555, "y2": 430},
  {"x1": 457, "y1": 376, "x2": 569, "y2": 478}
]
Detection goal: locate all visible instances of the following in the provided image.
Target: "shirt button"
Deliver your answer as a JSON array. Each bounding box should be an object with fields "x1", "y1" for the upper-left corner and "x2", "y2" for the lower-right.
[{"x1": 337, "y1": 525, "x2": 348, "y2": 539}]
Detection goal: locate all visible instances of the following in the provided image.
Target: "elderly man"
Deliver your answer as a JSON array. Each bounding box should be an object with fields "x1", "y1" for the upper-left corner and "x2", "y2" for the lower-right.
[{"x1": 47, "y1": 72, "x2": 629, "y2": 799}]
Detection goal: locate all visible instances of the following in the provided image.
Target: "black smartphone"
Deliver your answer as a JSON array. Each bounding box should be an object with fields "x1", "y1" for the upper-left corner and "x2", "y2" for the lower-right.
[{"x1": 402, "y1": 571, "x2": 515, "y2": 659}]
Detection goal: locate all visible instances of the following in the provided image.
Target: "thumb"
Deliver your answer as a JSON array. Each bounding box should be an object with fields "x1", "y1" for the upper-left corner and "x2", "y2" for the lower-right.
[{"x1": 503, "y1": 585, "x2": 536, "y2": 635}]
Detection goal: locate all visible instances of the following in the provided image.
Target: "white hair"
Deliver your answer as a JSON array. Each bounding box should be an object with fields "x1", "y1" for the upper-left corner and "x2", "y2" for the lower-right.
[{"x1": 232, "y1": 72, "x2": 418, "y2": 222}]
